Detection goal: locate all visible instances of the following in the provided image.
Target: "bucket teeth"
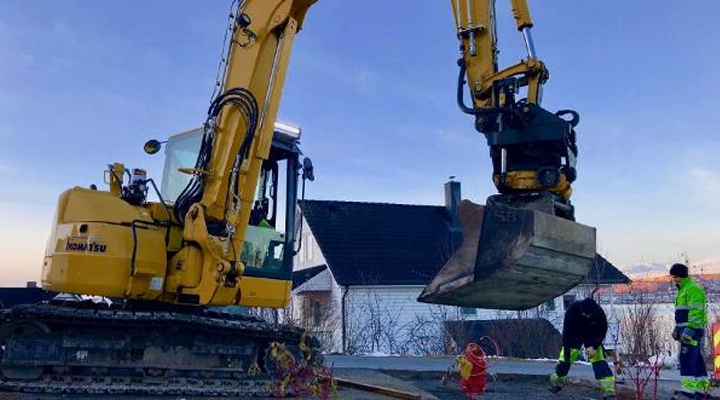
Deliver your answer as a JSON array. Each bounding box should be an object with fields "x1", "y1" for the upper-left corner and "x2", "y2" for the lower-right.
[{"x1": 418, "y1": 199, "x2": 596, "y2": 310}]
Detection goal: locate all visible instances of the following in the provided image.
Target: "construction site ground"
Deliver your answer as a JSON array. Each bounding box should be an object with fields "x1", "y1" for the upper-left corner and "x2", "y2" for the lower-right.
[{"x1": 0, "y1": 356, "x2": 699, "y2": 400}]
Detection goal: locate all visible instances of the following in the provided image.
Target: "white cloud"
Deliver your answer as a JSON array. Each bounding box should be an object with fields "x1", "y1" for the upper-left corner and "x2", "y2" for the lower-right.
[
  {"x1": 433, "y1": 128, "x2": 478, "y2": 145},
  {"x1": 690, "y1": 167, "x2": 720, "y2": 200}
]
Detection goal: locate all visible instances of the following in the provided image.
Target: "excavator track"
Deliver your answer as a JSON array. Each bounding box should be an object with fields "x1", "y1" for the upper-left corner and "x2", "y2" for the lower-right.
[{"x1": 0, "y1": 302, "x2": 322, "y2": 396}]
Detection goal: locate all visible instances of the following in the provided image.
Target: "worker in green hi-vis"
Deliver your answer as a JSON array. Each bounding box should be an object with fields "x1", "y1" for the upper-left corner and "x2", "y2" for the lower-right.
[{"x1": 669, "y1": 263, "x2": 712, "y2": 400}]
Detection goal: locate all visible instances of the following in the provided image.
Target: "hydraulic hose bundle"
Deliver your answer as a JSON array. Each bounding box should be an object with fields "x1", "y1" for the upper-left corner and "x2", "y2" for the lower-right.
[{"x1": 173, "y1": 88, "x2": 259, "y2": 224}]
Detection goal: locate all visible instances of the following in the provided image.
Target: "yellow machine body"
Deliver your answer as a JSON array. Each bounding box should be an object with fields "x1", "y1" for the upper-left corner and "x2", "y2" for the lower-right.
[
  {"x1": 0, "y1": 1, "x2": 598, "y2": 394},
  {"x1": 42, "y1": 187, "x2": 167, "y2": 300},
  {"x1": 40, "y1": 0, "x2": 592, "y2": 312}
]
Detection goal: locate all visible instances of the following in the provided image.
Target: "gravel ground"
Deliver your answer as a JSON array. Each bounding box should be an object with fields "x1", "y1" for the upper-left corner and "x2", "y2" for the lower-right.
[
  {"x1": 0, "y1": 366, "x2": 702, "y2": 400},
  {"x1": 0, "y1": 371, "x2": 686, "y2": 400}
]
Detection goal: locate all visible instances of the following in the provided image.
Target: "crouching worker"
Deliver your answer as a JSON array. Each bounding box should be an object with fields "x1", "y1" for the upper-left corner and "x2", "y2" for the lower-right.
[{"x1": 550, "y1": 297, "x2": 615, "y2": 399}]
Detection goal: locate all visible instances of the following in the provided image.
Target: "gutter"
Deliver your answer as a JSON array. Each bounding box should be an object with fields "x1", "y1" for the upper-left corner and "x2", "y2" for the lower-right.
[{"x1": 341, "y1": 285, "x2": 349, "y2": 354}]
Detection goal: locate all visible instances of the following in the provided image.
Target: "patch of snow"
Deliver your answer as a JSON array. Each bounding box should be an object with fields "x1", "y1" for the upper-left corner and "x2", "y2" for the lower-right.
[{"x1": 364, "y1": 351, "x2": 392, "y2": 357}]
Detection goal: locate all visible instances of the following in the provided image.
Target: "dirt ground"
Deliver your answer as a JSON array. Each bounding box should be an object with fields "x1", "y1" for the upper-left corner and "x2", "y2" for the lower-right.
[{"x1": 0, "y1": 370, "x2": 689, "y2": 400}]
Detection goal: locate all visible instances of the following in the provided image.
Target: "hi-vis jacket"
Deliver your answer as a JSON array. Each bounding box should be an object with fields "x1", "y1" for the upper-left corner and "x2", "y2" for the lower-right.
[{"x1": 675, "y1": 277, "x2": 707, "y2": 330}]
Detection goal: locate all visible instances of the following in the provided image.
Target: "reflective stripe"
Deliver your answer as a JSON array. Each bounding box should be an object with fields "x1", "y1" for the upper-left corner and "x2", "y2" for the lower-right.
[
  {"x1": 688, "y1": 302, "x2": 705, "y2": 309},
  {"x1": 677, "y1": 322, "x2": 689, "y2": 327},
  {"x1": 687, "y1": 322, "x2": 704, "y2": 329},
  {"x1": 550, "y1": 373, "x2": 566, "y2": 386},
  {"x1": 559, "y1": 347, "x2": 582, "y2": 363},
  {"x1": 676, "y1": 305, "x2": 690, "y2": 310},
  {"x1": 697, "y1": 378, "x2": 711, "y2": 392},
  {"x1": 600, "y1": 376, "x2": 615, "y2": 393},
  {"x1": 589, "y1": 346, "x2": 606, "y2": 363},
  {"x1": 681, "y1": 377, "x2": 698, "y2": 390}
]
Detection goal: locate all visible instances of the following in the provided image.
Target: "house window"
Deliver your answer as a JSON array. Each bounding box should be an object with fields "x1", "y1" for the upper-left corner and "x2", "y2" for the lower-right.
[
  {"x1": 563, "y1": 294, "x2": 577, "y2": 310},
  {"x1": 460, "y1": 307, "x2": 476, "y2": 316},
  {"x1": 302, "y1": 297, "x2": 323, "y2": 327},
  {"x1": 545, "y1": 298, "x2": 556, "y2": 311},
  {"x1": 304, "y1": 234, "x2": 312, "y2": 262}
]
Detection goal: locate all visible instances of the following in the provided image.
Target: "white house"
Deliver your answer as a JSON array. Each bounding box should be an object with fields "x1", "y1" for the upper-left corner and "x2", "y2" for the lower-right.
[{"x1": 290, "y1": 182, "x2": 630, "y2": 355}]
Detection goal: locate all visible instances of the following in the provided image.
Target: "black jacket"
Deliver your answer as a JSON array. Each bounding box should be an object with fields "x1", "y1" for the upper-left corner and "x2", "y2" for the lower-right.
[{"x1": 562, "y1": 299, "x2": 608, "y2": 348}]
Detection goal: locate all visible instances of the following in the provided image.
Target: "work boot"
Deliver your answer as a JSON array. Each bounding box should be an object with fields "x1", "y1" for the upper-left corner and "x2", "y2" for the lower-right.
[
  {"x1": 548, "y1": 373, "x2": 564, "y2": 394},
  {"x1": 602, "y1": 394, "x2": 615, "y2": 400},
  {"x1": 671, "y1": 391, "x2": 699, "y2": 400},
  {"x1": 548, "y1": 384, "x2": 562, "y2": 394},
  {"x1": 695, "y1": 393, "x2": 718, "y2": 400},
  {"x1": 548, "y1": 384, "x2": 563, "y2": 394}
]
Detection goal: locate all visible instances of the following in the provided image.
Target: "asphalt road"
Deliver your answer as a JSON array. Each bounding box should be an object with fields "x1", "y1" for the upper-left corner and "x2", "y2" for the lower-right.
[{"x1": 325, "y1": 355, "x2": 682, "y2": 382}]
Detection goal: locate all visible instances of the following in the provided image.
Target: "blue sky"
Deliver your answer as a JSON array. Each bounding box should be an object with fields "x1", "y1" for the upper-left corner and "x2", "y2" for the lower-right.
[{"x1": 0, "y1": 1, "x2": 719, "y2": 285}]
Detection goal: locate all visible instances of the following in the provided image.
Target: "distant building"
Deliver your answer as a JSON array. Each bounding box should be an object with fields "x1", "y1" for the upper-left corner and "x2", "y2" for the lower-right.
[
  {"x1": 291, "y1": 182, "x2": 630, "y2": 354},
  {"x1": 0, "y1": 282, "x2": 56, "y2": 309}
]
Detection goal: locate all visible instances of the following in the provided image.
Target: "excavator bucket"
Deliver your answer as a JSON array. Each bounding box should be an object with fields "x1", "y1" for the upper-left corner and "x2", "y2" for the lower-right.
[{"x1": 418, "y1": 200, "x2": 596, "y2": 310}]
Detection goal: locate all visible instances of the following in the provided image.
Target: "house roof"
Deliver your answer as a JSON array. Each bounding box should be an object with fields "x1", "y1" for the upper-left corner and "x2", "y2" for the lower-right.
[
  {"x1": 301, "y1": 199, "x2": 629, "y2": 287},
  {"x1": 292, "y1": 265, "x2": 328, "y2": 289},
  {"x1": 301, "y1": 200, "x2": 456, "y2": 286}
]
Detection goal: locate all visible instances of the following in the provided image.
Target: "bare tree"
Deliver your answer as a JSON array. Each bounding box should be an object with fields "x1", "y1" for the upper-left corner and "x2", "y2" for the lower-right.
[
  {"x1": 343, "y1": 286, "x2": 407, "y2": 355},
  {"x1": 402, "y1": 305, "x2": 466, "y2": 356},
  {"x1": 617, "y1": 285, "x2": 671, "y2": 400},
  {"x1": 281, "y1": 293, "x2": 342, "y2": 353}
]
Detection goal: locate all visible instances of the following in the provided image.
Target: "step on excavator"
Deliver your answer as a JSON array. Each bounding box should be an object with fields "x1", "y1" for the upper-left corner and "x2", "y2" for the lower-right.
[{"x1": 0, "y1": 0, "x2": 595, "y2": 395}]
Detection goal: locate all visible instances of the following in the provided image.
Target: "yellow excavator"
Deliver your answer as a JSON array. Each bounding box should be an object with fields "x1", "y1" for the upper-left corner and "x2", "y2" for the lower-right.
[{"x1": 0, "y1": 0, "x2": 595, "y2": 395}]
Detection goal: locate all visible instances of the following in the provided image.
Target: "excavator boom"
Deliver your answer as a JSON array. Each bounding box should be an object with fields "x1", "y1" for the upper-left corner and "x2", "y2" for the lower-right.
[
  {"x1": 418, "y1": 0, "x2": 595, "y2": 309},
  {"x1": 0, "y1": 0, "x2": 595, "y2": 395}
]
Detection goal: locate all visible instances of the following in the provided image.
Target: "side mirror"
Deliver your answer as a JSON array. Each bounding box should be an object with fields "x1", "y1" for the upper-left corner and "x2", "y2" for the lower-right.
[
  {"x1": 143, "y1": 139, "x2": 163, "y2": 155},
  {"x1": 302, "y1": 157, "x2": 314, "y2": 182}
]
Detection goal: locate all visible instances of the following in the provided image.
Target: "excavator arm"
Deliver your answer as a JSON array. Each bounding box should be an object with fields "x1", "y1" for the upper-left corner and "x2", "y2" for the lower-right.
[
  {"x1": 419, "y1": 0, "x2": 595, "y2": 309},
  {"x1": 451, "y1": 0, "x2": 544, "y2": 110},
  {"x1": 450, "y1": 0, "x2": 578, "y2": 207},
  {"x1": 172, "y1": 0, "x2": 594, "y2": 309},
  {"x1": 167, "y1": 0, "x2": 327, "y2": 306}
]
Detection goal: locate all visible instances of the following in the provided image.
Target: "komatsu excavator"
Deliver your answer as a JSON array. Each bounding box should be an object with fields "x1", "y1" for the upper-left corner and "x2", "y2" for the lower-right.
[{"x1": 0, "y1": 0, "x2": 595, "y2": 395}]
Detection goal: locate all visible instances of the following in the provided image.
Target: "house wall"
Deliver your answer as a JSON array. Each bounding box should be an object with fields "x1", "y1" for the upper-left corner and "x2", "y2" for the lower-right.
[
  {"x1": 290, "y1": 268, "x2": 344, "y2": 353},
  {"x1": 293, "y1": 217, "x2": 326, "y2": 270},
  {"x1": 292, "y1": 277, "x2": 572, "y2": 355},
  {"x1": 343, "y1": 285, "x2": 455, "y2": 355},
  {"x1": 289, "y1": 213, "x2": 620, "y2": 354}
]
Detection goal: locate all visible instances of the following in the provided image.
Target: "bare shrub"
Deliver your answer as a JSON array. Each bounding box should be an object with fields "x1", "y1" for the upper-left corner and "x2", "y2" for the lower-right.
[
  {"x1": 283, "y1": 293, "x2": 341, "y2": 353},
  {"x1": 344, "y1": 288, "x2": 406, "y2": 355},
  {"x1": 618, "y1": 285, "x2": 671, "y2": 400},
  {"x1": 403, "y1": 306, "x2": 466, "y2": 356}
]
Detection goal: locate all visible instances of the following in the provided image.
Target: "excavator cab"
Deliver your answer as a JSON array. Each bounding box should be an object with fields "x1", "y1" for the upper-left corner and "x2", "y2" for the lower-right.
[{"x1": 159, "y1": 122, "x2": 305, "y2": 307}]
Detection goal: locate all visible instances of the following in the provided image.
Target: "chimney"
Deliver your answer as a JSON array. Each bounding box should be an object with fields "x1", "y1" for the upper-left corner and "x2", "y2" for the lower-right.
[
  {"x1": 26, "y1": 281, "x2": 37, "y2": 288},
  {"x1": 444, "y1": 178, "x2": 461, "y2": 227}
]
